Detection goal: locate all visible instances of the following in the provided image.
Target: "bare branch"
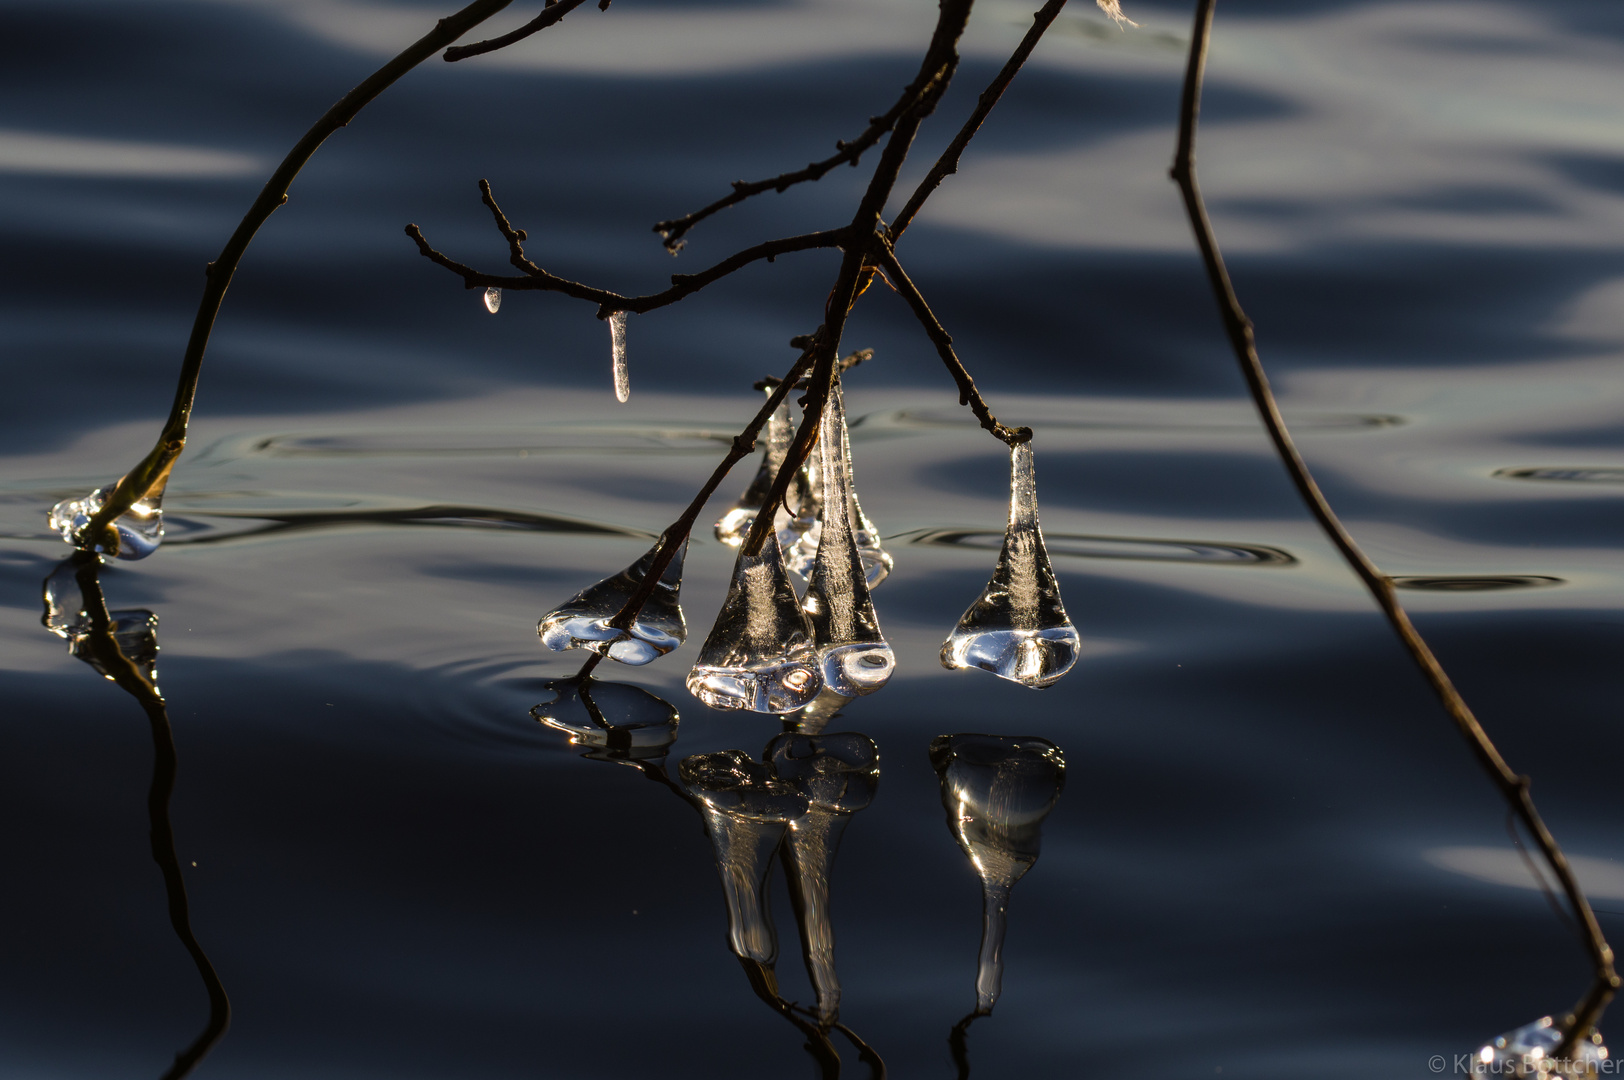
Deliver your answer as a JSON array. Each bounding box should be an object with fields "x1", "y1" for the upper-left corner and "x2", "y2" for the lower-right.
[
  {"x1": 652, "y1": 61, "x2": 954, "y2": 253},
  {"x1": 407, "y1": 212, "x2": 849, "y2": 315},
  {"x1": 1171, "y1": 0, "x2": 1617, "y2": 1053},
  {"x1": 890, "y1": 0, "x2": 1069, "y2": 243},
  {"x1": 443, "y1": 0, "x2": 593, "y2": 62},
  {"x1": 870, "y1": 239, "x2": 1027, "y2": 446}
]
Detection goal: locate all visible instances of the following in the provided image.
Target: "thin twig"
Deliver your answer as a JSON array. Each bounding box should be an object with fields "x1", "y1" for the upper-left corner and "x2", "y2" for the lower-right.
[
  {"x1": 652, "y1": 55, "x2": 956, "y2": 252},
  {"x1": 443, "y1": 0, "x2": 593, "y2": 62},
  {"x1": 870, "y1": 240, "x2": 1028, "y2": 446},
  {"x1": 79, "y1": 0, "x2": 527, "y2": 554},
  {"x1": 1171, "y1": 0, "x2": 1617, "y2": 1054},
  {"x1": 408, "y1": 207, "x2": 849, "y2": 316},
  {"x1": 889, "y1": 0, "x2": 1070, "y2": 243}
]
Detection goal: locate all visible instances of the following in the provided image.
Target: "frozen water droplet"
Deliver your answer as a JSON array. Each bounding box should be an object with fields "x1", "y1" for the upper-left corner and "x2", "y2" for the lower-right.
[
  {"x1": 941, "y1": 442, "x2": 1078, "y2": 688},
  {"x1": 686, "y1": 532, "x2": 822, "y2": 713},
  {"x1": 783, "y1": 392, "x2": 890, "y2": 587},
  {"x1": 681, "y1": 750, "x2": 808, "y2": 963},
  {"x1": 767, "y1": 731, "x2": 879, "y2": 1025},
  {"x1": 930, "y1": 733, "x2": 1066, "y2": 1014},
  {"x1": 1478, "y1": 1017, "x2": 1608, "y2": 1078},
  {"x1": 483, "y1": 286, "x2": 501, "y2": 313},
  {"x1": 538, "y1": 538, "x2": 687, "y2": 665},
  {"x1": 531, "y1": 677, "x2": 679, "y2": 760},
  {"x1": 609, "y1": 311, "x2": 630, "y2": 403},
  {"x1": 801, "y1": 381, "x2": 894, "y2": 701},
  {"x1": 49, "y1": 479, "x2": 168, "y2": 561},
  {"x1": 715, "y1": 394, "x2": 794, "y2": 548}
]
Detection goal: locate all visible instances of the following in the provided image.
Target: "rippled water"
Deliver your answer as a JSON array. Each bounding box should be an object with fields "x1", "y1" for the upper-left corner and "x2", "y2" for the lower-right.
[{"x1": 4, "y1": 1, "x2": 1624, "y2": 1077}]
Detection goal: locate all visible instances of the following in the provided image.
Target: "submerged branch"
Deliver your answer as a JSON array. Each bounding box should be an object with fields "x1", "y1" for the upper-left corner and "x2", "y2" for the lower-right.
[{"x1": 1172, "y1": 0, "x2": 1617, "y2": 1054}]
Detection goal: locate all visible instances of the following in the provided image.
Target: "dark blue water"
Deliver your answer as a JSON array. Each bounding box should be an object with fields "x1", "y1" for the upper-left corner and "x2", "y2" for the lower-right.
[{"x1": 5, "y1": 1, "x2": 1624, "y2": 1076}]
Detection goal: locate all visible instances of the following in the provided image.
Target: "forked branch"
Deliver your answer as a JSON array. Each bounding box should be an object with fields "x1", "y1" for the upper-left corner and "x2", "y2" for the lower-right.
[
  {"x1": 1172, "y1": 0, "x2": 1617, "y2": 1055},
  {"x1": 443, "y1": 0, "x2": 595, "y2": 62}
]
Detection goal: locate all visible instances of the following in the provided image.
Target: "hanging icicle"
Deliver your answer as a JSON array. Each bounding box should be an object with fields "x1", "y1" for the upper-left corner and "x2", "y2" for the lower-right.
[
  {"x1": 537, "y1": 537, "x2": 687, "y2": 665},
  {"x1": 686, "y1": 531, "x2": 822, "y2": 713},
  {"x1": 941, "y1": 440, "x2": 1079, "y2": 688},
  {"x1": 608, "y1": 311, "x2": 630, "y2": 403},
  {"x1": 483, "y1": 286, "x2": 501, "y2": 313},
  {"x1": 930, "y1": 733, "x2": 1066, "y2": 1016},
  {"x1": 785, "y1": 383, "x2": 891, "y2": 587},
  {"x1": 800, "y1": 378, "x2": 895, "y2": 704}
]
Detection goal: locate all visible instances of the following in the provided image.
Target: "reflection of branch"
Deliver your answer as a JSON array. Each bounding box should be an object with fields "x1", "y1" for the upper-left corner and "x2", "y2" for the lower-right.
[
  {"x1": 738, "y1": 958, "x2": 843, "y2": 1080},
  {"x1": 65, "y1": 557, "x2": 231, "y2": 1079},
  {"x1": 1171, "y1": 0, "x2": 1618, "y2": 1055},
  {"x1": 947, "y1": 1010, "x2": 983, "y2": 1080},
  {"x1": 79, "y1": 0, "x2": 526, "y2": 554}
]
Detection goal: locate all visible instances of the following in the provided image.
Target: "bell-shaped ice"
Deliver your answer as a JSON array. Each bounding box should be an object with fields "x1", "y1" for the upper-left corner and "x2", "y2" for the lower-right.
[
  {"x1": 715, "y1": 396, "x2": 794, "y2": 548},
  {"x1": 1477, "y1": 1017, "x2": 1608, "y2": 1078},
  {"x1": 930, "y1": 733, "x2": 1067, "y2": 1015},
  {"x1": 785, "y1": 387, "x2": 890, "y2": 588},
  {"x1": 768, "y1": 731, "x2": 879, "y2": 1025},
  {"x1": 680, "y1": 750, "x2": 809, "y2": 964},
  {"x1": 685, "y1": 532, "x2": 822, "y2": 713},
  {"x1": 800, "y1": 380, "x2": 894, "y2": 701},
  {"x1": 531, "y1": 677, "x2": 679, "y2": 760},
  {"x1": 940, "y1": 442, "x2": 1078, "y2": 688},
  {"x1": 537, "y1": 538, "x2": 688, "y2": 666},
  {"x1": 49, "y1": 478, "x2": 168, "y2": 561}
]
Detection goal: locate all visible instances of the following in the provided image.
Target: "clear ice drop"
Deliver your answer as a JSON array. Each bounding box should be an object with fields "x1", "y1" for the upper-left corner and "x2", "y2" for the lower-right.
[
  {"x1": 49, "y1": 480, "x2": 167, "y2": 561},
  {"x1": 680, "y1": 750, "x2": 808, "y2": 964},
  {"x1": 800, "y1": 380, "x2": 894, "y2": 701},
  {"x1": 609, "y1": 311, "x2": 630, "y2": 403},
  {"x1": 483, "y1": 286, "x2": 501, "y2": 313},
  {"x1": 686, "y1": 531, "x2": 823, "y2": 714},
  {"x1": 531, "y1": 677, "x2": 679, "y2": 760},
  {"x1": 768, "y1": 731, "x2": 879, "y2": 1025},
  {"x1": 940, "y1": 441, "x2": 1079, "y2": 688},
  {"x1": 537, "y1": 538, "x2": 687, "y2": 666},
  {"x1": 715, "y1": 395, "x2": 793, "y2": 548},
  {"x1": 930, "y1": 733, "x2": 1066, "y2": 1015},
  {"x1": 784, "y1": 388, "x2": 891, "y2": 587},
  {"x1": 1477, "y1": 1017, "x2": 1608, "y2": 1078}
]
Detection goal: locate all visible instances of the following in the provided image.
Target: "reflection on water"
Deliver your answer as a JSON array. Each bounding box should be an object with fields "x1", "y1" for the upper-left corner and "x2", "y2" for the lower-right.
[{"x1": 37, "y1": 554, "x2": 229, "y2": 1079}]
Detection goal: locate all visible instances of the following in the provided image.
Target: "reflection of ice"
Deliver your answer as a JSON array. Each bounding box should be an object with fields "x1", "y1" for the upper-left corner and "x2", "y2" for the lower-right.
[
  {"x1": 931, "y1": 733, "x2": 1066, "y2": 1015},
  {"x1": 530, "y1": 678, "x2": 678, "y2": 761},
  {"x1": 49, "y1": 482, "x2": 167, "y2": 560},
  {"x1": 680, "y1": 751, "x2": 807, "y2": 964},
  {"x1": 768, "y1": 732, "x2": 878, "y2": 1025},
  {"x1": 686, "y1": 533, "x2": 821, "y2": 713},
  {"x1": 941, "y1": 443, "x2": 1079, "y2": 688},
  {"x1": 42, "y1": 557, "x2": 160, "y2": 684},
  {"x1": 1477, "y1": 1017, "x2": 1607, "y2": 1078},
  {"x1": 538, "y1": 538, "x2": 687, "y2": 665}
]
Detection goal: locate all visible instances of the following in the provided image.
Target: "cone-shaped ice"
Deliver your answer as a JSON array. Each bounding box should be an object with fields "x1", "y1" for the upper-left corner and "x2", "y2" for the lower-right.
[
  {"x1": 686, "y1": 532, "x2": 822, "y2": 713},
  {"x1": 531, "y1": 677, "x2": 679, "y2": 760},
  {"x1": 785, "y1": 388, "x2": 891, "y2": 587},
  {"x1": 1478, "y1": 1017, "x2": 1608, "y2": 1078},
  {"x1": 538, "y1": 538, "x2": 688, "y2": 666},
  {"x1": 681, "y1": 750, "x2": 809, "y2": 964},
  {"x1": 49, "y1": 476, "x2": 169, "y2": 561},
  {"x1": 930, "y1": 733, "x2": 1066, "y2": 1015},
  {"x1": 609, "y1": 311, "x2": 630, "y2": 403},
  {"x1": 801, "y1": 381, "x2": 894, "y2": 701},
  {"x1": 715, "y1": 396, "x2": 794, "y2": 548},
  {"x1": 940, "y1": 442, "x2": 1078, "y2": 688},
  {"x1": 769, "y1": 731, "x2": 879, "y2": 1025}
]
